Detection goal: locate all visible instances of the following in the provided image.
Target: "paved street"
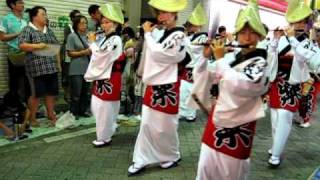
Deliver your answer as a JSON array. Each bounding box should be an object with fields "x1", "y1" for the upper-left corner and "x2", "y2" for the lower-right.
[{"x1": 0, "y1": 106, "x2": 319, "y2": 180}]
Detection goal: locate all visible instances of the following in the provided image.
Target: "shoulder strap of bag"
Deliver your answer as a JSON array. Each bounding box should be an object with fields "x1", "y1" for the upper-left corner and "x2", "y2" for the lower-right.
[{"x1": 75, "y1": 32, "x2": 90, "y2": 61}]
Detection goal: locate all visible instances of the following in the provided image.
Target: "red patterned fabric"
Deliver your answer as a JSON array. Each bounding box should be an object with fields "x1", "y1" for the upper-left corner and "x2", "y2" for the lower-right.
[
  {"x1": 299, "y1": 81, "x2": 320, "y2": 123},
  {"x1": 143, "y1": 81, "x2": 181, "y2": 114},
  {"x1": 202, "y1": 109, "x2": 257, "y2": 160},
  {"x1": 91, "y1": 53, "x2": 126, "y2": 101},
  {"x1": 180, "y1": 68, "x2": 193, "y2": 83},
  {"x1": 269, "y1": 74, "x2": 302, "y2": 112}
]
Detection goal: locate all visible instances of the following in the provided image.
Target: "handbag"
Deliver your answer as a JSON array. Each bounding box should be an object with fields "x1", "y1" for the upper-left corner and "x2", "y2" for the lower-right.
[{"x1": 8, "y1": 50, "x2": 26, "y2": 66}]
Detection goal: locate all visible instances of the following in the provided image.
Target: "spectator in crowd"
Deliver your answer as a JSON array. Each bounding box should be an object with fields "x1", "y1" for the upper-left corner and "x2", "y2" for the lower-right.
[
  {"x1": 88, "y1": 4, "x2": 102, "y2": 32},
  {"x1": 179, "y1": 3, "x2": 208, "y2": 122},
  {"x1": 0, "y1": 91, "x2": 32, "y2": 140},
  {"x1": 0, "y1": 0, "x2": 29, "y2": 102},
  {"x1": 66, "y1": 15, "x2": 91, "y2": 119},
  {"x1": 118, "y1": 26, "x2": 136, "y2": 118},
  {"x1": 61, "y1": 9, "x2": 81, "y2": 103},
  {"x1": 0, "y1": 122, "x2": 14, "y2": 139},
  {"x1": 19, "y1": 6, "x2": 60, "y2": 127},
  {"x1": 131, "y1": 27, "x2": 146, "y2": 121},
  {"x1": 217, "y1": 25, "x2": 234, "y2": 44}
]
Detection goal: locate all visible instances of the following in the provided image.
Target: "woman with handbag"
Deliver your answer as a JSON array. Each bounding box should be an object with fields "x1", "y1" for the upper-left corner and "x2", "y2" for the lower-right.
[
  {"x1": 66, "y1": 15, "x2": 91, "y2": 119},
  {"x1": 1, "y1": 0, "x2": 28, "y2": 100}
]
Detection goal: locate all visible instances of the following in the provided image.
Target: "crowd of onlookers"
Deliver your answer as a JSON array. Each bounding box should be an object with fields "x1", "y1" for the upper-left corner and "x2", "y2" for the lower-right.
[{"x1": 0, "y1": 0, "x2": 144, "y2": 139}]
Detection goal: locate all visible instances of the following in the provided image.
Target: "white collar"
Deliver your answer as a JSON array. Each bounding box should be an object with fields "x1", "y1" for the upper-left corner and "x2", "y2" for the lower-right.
[{"x1": 29, "y1": 22, "x2": 47, "y2": 33}]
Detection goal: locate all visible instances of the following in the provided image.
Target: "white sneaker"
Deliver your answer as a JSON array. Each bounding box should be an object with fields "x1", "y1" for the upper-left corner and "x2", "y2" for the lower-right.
[
  {"x1": 133, "y1": 115, "x2": 142, "y2": 121},
  {"x1": 117, "y1": 114, "x2": 129, "y2": 120},
  {"x1": 186, "y1": 116, "x2": 196, "y2": 122},
  {"x1": 160, "y1": 161, "x2": 178, "y2": 169},
  {"x1": 268, "y1": 149, "x2": 272, "y2": 156},
  {"x1": 268, "y1": 156, "x2": 280, "y2": 168},
  {"x1": 92, "y1": 139, "x2": 111, "y2": 147},
  {"x1": 299, "y1": 122, "x2": 311, "y2": 128},
  {"x1": 128, "y1": 163, "x2": 145, "y2": 176}
]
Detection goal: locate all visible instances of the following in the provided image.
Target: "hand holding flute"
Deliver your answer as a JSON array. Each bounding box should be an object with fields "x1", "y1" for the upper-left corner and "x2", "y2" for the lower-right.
[
  {"x1": 143, "y1": 21, "x2": 156, "y2": 33},
  {"x1": 284, "y1": 26, "x2": 295, "y2": 38},
  {"x1": 203, "y1": 39, "x2": 225, "y2": 60}
]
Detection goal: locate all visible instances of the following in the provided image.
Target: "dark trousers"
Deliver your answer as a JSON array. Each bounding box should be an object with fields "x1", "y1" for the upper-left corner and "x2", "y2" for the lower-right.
[
  {"x1": 7, "y1": 59, "x2": 30, "y2": 102},
  {"x1": 69, "y1": 75, "x2": 89, "y2": 116}
]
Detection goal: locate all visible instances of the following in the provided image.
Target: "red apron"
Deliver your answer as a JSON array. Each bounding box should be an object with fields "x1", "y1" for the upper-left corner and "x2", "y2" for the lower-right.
[
  {"x1": 298, "y1": 75, "x2": 320, "y2": 122},
  {"x1": 92, "y1": 53, "x2": 126, "y2": 101},
  {"x1": 202, "y1": 109, "x2": 257, "y2": 159},
  {"x1": 180, "y1": 68, "x2": 193, "y2": 83},
  {"x1": 143, "y1": 81, "x2": 181, "y2": 114}
]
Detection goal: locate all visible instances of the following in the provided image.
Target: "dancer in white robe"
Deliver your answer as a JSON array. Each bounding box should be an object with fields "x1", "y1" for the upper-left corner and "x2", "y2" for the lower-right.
[
  {"x1": 179, "y1": 3, "x2": 208, "y2": 122},
  {"x1": 84, "y1": 3, "x2": 125, "y2": 147},
  {"x1": 268, "y1": 0, "x2": 320, "y2": 167},
  {"x1": 127, "y1": 0, "x2": 188, "y2": 176},
  {"x1": 190, "y1": 1, "x2": 269, "y2": 179}
]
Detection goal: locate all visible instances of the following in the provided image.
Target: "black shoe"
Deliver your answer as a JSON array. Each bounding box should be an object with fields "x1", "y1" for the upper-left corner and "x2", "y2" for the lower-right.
[
  {"x1": 12, "y1": 134, "x2": 28, "y2": 141},
  {"x1": 24, "y1": 129, "x2": 33, "y2": 133},
  {"x1": 179, "y1": 117, "x2": 187, "y2": 121},
  {"x1": 80, "y1": 112, "x2": 91, "y2": 118}
]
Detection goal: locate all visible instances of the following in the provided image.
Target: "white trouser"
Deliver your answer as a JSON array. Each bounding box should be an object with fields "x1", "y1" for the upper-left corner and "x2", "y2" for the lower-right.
[
  {"x1": 91, "y1": 95, "x2": 120, "y2": 142},
  {"x1": 196, "y1": 143, "x2": 250, "y2": 180},
  {"x1": 132, "y1": 105, "x2": 180, "y2": 166},
  {"x1": 179, "y1": 80, "x2": 196, "y2": 119},
  {"x1": 270, "y1": 108, "x2": 293, "y2": 157}
]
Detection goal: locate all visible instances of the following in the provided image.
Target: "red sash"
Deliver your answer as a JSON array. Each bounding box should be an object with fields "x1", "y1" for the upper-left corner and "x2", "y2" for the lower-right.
[
  {"x1": 92, "y1": 53, "x2": 126, "y2": 101},
  {"x1": 202, "y1": 109, "x2": 256, "y2": 159},
  {"x1": 180, "y1": 68, "x2": 193, "y2": 83},
  {"x1": 143, "y1": 81, "x2": 181, "y2": 114},
  {"x1": 298, "y1": 81, "x2": 320, "y2": 122},
  {"x1": 92, "y1": 72, "x2": 122, "y2": 101},
  {"x1": 269, "y1": 74, "x2": 302, "y2": 112}
]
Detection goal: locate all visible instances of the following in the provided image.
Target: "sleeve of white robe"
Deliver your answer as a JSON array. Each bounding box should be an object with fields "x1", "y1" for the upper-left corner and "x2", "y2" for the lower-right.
[
  {"x1": 187, "y1": 56, "x2": 219, "y2": 111},
  {"x1": 213, "y1": 55, "x2": 268, "y2": 97},
  {"x1": 84, "y1": 36, "x2": 123, "y2": 82},
  {"x1": 287, "y1": 36, "x2": 320, "y2": 73},
  {"x1": 267, "y1": 39, "x2": 279, "y2": 82},
  {"x1": 144, "y1": 32, "x2": 186, "y2": 64}
]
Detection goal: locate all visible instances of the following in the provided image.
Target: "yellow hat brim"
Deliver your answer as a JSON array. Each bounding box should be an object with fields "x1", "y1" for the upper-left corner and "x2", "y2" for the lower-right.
[
  {"x1": 285, "y1": 0, "x2": 312, "y2": 23},
  {"x1": 234, "y1": 1, "x2": 266, "y2": 37},
  {"x1": 148, "y1": 0, "x2": 187, "y2": 12},
  {"x1": 100, "y1": 3, "x2": 124, "y2": 24},
  {"x1": 188, "y1": 3, "x2": 207, "y2": 26}
]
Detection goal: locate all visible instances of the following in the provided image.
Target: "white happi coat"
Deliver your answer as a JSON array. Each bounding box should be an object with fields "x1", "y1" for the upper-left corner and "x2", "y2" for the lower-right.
[
  {"x1": 84, "y1": 34, "x2": 122, "y2": 82},
  {"x1": 85, "y1": 33, "x2": 123, "y2": 142},
  {"x1": 268, "y1": 35, "x2": 320, "y2": 84},
  {"x1": 189, "y1": 49, "x2": 269, "y2": 128},
  {"x1": 191, "y1": 49, "x2": 269, "y2": 180},
  {"x1": 179, "y1": 32, "x2": 208, "y2": 119},
  {"x1": 132, "y1": 27, "x2": 187, "y2": 166}
]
